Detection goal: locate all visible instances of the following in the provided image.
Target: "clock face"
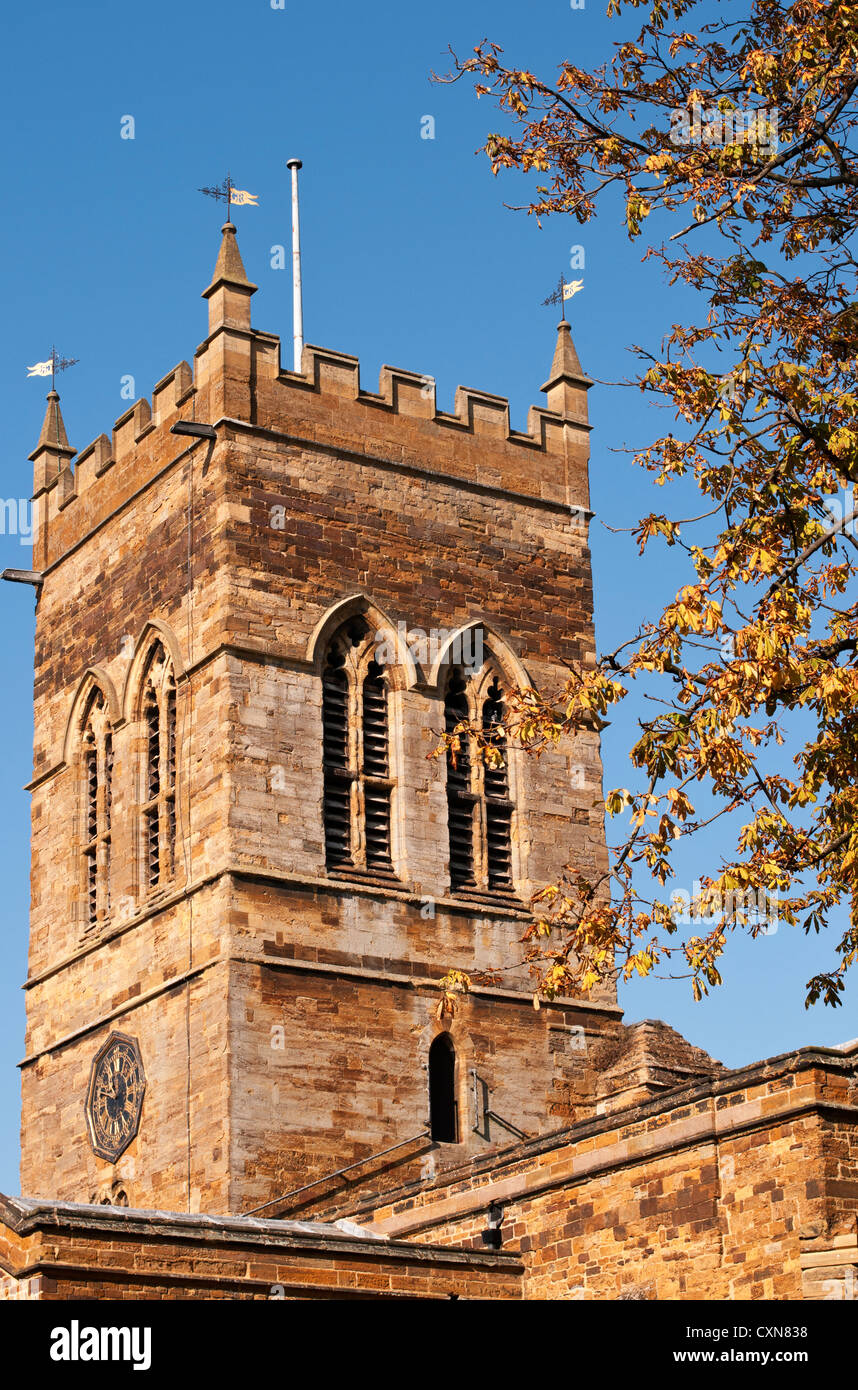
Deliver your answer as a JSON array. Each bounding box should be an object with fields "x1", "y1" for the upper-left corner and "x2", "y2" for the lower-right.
[{"x1": 85, "y1": 1033, "x2": 146, "y2": 1163}]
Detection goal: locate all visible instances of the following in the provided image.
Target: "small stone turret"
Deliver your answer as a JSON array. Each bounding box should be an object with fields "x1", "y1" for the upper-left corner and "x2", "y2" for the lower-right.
[
  {"x1": 29, "y1": 391, "x2": 75, "y2": 498},
  {"x1": 201, "y1": 220, "x2": 257, "y2": 334},
  {"x1": 197, "y1": 220, "x2": 258, "y2": 421},
  {"x1": 29, "y1": 391, "x2": 76, "y2": 570},
  {"x1": 541, "y1": 319, "x2": 592, "y2": 425}
]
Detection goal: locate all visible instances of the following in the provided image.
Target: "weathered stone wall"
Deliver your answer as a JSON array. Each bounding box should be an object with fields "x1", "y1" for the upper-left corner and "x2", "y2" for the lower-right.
[
  {"x1": 219, "y1": 429, "x2": 606, "y2": 907},
  {"x1": 0, "y1": 1197, "x2": 522, "y2": 1300},
  {"x1": 339, "y1": 1048, "x2": 858, "y2": 1301},
  {"x1": 227, "y1": 957, "x2": 622, "y2": 1214},
  {"x1": 21, "y1": 950, "x2": 232, "y2": 1212},
  {"x1": 801, "y1": 1215, "x2": 858, "y2": 1300}
]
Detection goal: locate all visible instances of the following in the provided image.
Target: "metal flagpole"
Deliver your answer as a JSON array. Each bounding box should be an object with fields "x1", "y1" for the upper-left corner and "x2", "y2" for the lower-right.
[{"x1": 286, "y1": 157, "x2": 304, "y2": 373}]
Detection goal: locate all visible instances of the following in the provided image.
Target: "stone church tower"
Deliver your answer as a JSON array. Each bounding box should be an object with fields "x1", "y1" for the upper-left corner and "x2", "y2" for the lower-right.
[{"x1": 19, "y1": 224, "x2": 620, "y2": 1215}]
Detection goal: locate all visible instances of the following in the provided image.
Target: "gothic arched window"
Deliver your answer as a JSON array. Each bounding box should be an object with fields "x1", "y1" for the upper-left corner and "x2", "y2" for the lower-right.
[
  {"x1": 482, "y1": 676, "x2": 513, "y2": 891},
  {"x1": 81, "y1": 689, "x2": 113, "y2": 929},
  {"x1": 362, "y1": 660, "x2": 393, "y2": 869},
  {"x1": 444, "y1": 670, "x2": 476, "y2": 892},
  {"x1": 428, "y1": 1034, "x2": 458, "y2": 1143},
  {"x1": 322, "y1": 646, "x2": 351, "y2": 868},
  {"x1": 321, "y1": 620, "x2": 395, "y2": 875},
  {"x1": 444, "y1": 667, "x2": 516, "y2": 898},
  {"x1": 139, "y1": 642, "x2": 177, "y2": 892}
]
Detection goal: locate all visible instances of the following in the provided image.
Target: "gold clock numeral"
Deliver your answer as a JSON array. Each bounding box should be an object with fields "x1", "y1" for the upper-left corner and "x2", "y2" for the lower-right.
[{"x1": 87, "y1": 1037, "x2": 145, "y2": 1160}]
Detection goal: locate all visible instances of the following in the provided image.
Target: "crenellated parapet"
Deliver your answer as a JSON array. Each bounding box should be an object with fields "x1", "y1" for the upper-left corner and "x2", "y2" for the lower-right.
[
  {"x1": 267, "y1": 341, "x2": 590, "y2": 457},
  {"x1": 30, "y1": 223, "x2": 592, "y2": 570}
]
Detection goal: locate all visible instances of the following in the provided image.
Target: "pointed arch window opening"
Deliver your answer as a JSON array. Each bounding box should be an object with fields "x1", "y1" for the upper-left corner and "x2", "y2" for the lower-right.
[
  {"x1": 362, "y1": 659, "x2": 393, "y2": 871},
  {"x1": 445, "y1": 666, "x2": 517, "y2": 900},
  {"x1": 139, "y1": 645, "x2": 178, "y2": 894},
  {"x1": 444, "y1": 669, "x2": 477, "y2": 893},
  {"x1": 81, "y1": 691, "x2": 113, "y2": 931},
  {"x1": 482, "y1": 676, "x2": 514, "y2": 891},
  {"x1": 322, "y1": 622, "x2": 396, "y2": 876},
  {"x1": 103, "y1": 730, "x2": 114, "y2": 911},
  {"x1": 322, "y1": 645, "x2": 352, "y2": 870}
]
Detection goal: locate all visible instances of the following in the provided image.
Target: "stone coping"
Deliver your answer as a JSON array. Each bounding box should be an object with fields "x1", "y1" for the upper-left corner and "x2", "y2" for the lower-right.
[{"x1": 0, "y1": 1194, "x2": 521, "y2": 1272}]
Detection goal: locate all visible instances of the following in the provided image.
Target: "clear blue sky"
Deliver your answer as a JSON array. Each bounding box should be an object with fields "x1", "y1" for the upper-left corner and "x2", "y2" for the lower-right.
[{"x1": 0, "y1": 0, "x2": 853, "y2": 1195}]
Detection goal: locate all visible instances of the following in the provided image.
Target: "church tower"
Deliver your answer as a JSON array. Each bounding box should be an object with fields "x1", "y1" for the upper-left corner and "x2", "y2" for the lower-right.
[{"x1": 19, "y1": 225, "x2": 620, "y2": 1215}]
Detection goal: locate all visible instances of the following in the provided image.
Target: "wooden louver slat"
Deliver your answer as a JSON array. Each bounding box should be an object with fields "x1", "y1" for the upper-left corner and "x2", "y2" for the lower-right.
[
  {"x1": 82, "y1": 687, "x2": 113, "y2": 930},
  {"x1": 165, "y1": 681, "x2": 176, "y2": 874},
  {"x1": 445, "y1": 671, "x2": 475, "y2": 891},
  {"x1": 103, "y1": 731, "x2": 113, "y2": 912},
  {"x1": 362, "y1": 662, "x2": 392, "y2": 869},
  {"x1": 144, "y1": 686, "x2": 161, "y2": 887},
  {"x1": 323, "y1": 656, "x2": 352, "y2": 868},
  {"x1": 85, "y1": 737, "x2": 98, "y2": 924},
  {"x1": 482, "y1": 677, "x2": 513, "y2": 890}
]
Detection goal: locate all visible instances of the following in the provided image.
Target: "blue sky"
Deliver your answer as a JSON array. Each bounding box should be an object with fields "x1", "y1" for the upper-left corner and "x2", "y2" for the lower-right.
[{"x1": 0, "y1": 0, "x2": 853, "y2": 1194}]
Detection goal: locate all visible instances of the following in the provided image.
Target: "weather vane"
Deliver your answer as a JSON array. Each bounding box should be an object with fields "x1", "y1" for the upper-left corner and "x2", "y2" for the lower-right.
[
  {"x1": 542, "y1": 274, "x2": 585, "y2": 321},
  {"x1": 198, "y1": 171, "x2": 258, "y2": 223},
  {"x1": 26, "y1": 346, "x2": 79, "y2": 390}
]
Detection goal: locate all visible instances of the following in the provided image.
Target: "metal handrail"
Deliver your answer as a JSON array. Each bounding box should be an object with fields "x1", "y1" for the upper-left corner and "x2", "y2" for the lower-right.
[
  {"x1": 472, "y1": 1069, "x2": 529, "y2": 1142},
  {"x1": 245, "y1": 1130, "x2": 433, "y2": 1216}
]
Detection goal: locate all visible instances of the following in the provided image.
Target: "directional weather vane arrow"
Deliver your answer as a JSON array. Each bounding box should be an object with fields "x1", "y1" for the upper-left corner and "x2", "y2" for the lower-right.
[
  {"x1": 199, "y1": 171, "x2": 258, "y2": 223},
  {"x1": 26, "y1": 346, "x2": 79, "y2": 391},
  {"x1": 542, "y1": 275, "x2": 585, "y2": 322}
]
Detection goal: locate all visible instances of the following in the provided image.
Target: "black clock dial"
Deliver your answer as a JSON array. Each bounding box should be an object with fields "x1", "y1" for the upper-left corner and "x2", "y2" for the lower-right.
[{"x1": 85, "y1": 1033, "x2": 146, "y2": 1162}]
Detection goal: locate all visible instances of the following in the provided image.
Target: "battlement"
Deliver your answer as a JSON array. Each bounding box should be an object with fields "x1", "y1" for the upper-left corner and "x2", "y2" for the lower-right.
[
  {"x1": 267, "y1": 339, "x2": 590, "y2": 447},
  {"x1": 32, "y1": 224, "x2": 592, "y2": 570}
]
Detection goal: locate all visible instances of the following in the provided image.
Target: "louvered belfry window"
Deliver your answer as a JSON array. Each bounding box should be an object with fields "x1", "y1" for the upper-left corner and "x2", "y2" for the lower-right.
[
  {"x1": 165, "y1": 677, "x2": 177, "y2": 872},
  {"x1": 104, "y1": 730, "x2": 114, "y2": 907},
  {"x1": 445, "y1": 667, "x2": 516, "y2": 898},
  {"x1": 482, "y1": 677, "x2": 514, "y2": 890},
  {"x1": 143, "y1": 684, "x2": 160, "y2": 886},
  {"x1": 445, "y1": 670, "x2": 476, "y2": 892},
  {"x1": 84, "y1": 727, "x2": 99, "y2": 923},
  {"x1": 362, "y1": 661, "x2": 393, "y2": 870},
  {"x1": 140, "y1": 643, "x2": 177, "y2": 893},
  {"x1": 322, "y1": 646, "x2": 353, "y2": 868},
  {"x1": 81, "y1": 690, "x2": 112, "y2": 929},
  {"x1": 322, "y1": 624, "x2": 395, "y2": 875}
]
